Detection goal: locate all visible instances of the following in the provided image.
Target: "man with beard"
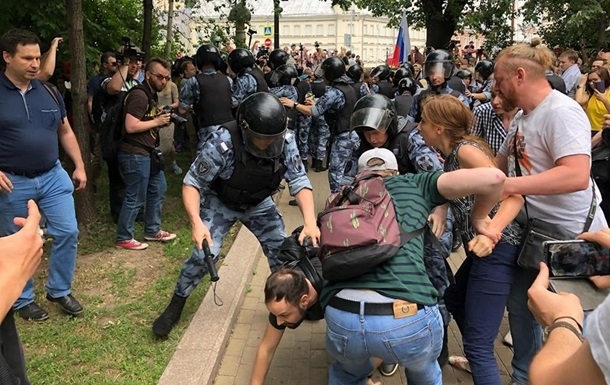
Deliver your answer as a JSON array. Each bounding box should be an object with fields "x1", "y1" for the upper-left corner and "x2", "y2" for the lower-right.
[
  {"x1": 114, "y1": 58, "x2": 176, "y2": 250},
  {"x1": 493, "y1": 38, "x2": 608, "y2": 385}
]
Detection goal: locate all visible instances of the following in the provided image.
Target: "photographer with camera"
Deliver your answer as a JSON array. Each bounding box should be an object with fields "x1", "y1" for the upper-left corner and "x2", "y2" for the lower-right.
[{"x1": 114, "y1": 57, "x2": 177, "y2": 250}]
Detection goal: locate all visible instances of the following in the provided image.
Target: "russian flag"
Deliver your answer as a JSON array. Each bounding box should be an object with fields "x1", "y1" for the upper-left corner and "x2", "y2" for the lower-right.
[{"x1": 388, "y1": 13, "x2": 411, "y2": 67}]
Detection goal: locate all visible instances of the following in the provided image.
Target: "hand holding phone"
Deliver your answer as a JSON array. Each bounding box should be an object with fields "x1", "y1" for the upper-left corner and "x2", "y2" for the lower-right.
[{"x1": 543, "y1": 240, "x2": 610, "y2": 278}]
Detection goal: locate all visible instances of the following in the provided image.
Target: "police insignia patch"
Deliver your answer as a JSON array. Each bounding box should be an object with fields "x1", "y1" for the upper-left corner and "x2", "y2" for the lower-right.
[
  {"x1": 417, "y1": 155, "x2": 435, "y2": 171},
  {"x1": 197, "y1": 159, "x2": 212, "y2": 175},
  {"x1": 292, "y1": 154, "x2": 302, "y2": 172}
]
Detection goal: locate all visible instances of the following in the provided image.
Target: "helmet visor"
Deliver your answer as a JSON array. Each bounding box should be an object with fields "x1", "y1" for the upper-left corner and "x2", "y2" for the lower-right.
[
  {"x1": 242, "y1": 126, "x2": 286, "y2": 159},
  {"x1": 424, "y1": 61, "x2": 453, "y2": 79},
  {"x1": 314, "y1": 65, "x2": 326, "y2": 79},
  {"x1": 270, "y1": 71, "x2": 280, "y2": 86},
  {"x1": 350, "y1": 107, "x2": 394, "y2": 132}
]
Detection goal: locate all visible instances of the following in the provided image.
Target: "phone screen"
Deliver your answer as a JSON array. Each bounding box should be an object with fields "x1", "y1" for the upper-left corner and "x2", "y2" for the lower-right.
[
  {"x1": 595, "y1": 81, "x2": 606, "y2": 94},
  {"x1": 544, "y1": 240, "x2": 610, "y2": 277}
]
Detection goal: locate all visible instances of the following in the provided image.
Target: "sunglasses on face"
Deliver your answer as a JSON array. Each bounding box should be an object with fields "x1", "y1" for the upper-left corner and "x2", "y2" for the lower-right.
[{"x1": 149, "y1": 72, "x2": 170, "y2": 81}]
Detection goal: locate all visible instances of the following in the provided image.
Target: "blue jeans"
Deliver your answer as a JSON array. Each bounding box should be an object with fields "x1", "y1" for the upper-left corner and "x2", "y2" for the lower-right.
[
  {"x1": 444, "y1": 242, "x2": 518, "y2": 385},
  {"x1": 325, "y1": 303, "x2": 443, "y2": 385},
  {"x1": 507, "y1": 267, "x2": 543, "y2": 385},
  {"x1": 0, "y1": 161, "x2": 79, "y2": 309},
  {"x1": 116, "y1": 152, "x2": 167, "y2": 241}
]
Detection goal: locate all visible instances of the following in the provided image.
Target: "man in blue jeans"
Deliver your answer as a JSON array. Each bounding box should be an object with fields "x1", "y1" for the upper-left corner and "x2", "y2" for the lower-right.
[
  {"x1": 320, "y1": 148, "x2": 509, "y2": 385},
  {"x1": 0, "y1": 29, "x2": 87, "y2": 321},
  {"x1": 494, "y1": 41, "x2": 608, "y2": 384},
  {"x1": 115, "y1": 57, "x2": 176, "y2": 250}
]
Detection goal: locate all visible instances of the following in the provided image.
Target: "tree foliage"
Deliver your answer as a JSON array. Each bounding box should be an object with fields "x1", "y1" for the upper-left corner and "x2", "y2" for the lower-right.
[{"x1": 520, "y1": 0, "x2": 610, "y2": 51}]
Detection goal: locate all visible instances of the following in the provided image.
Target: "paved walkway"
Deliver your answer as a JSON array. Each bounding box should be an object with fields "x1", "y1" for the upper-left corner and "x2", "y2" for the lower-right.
[{"x1": 159, "y1": 169, "x2": 515, "y2": 385}]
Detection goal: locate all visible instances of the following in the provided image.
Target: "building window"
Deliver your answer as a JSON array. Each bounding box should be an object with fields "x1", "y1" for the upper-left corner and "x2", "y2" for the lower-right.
[
  {"x1": 282, "y1": 25, "x2": 290, "y2": 36},
  {"x1": 328, "y1": 24, "x2": 336, "y2": 35},
  {"x1": 294, "y1": 25, "x2": 301, "y2": 36},
  {"x1": 317, "y1": 24, "x2": 324, "y2": 36},
  {"x1": 305, "y1": 24, "x2": 312, "y2": 36}
]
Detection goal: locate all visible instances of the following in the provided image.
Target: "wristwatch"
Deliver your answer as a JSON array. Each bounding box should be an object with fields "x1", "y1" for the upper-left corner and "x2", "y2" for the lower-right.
[{"x1": 293, "y1": 102, "x2": 299, "y2": 109}]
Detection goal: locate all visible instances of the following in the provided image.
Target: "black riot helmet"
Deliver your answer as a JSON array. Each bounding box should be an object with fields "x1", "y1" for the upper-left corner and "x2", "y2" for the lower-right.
[
  {"x1": 456, "y1": 69, "x2": 472, "y2": 81},
  {"x1": 314, "y1": 57, "x2": 346, "y2": 82},
  {"x1": 268, "y1": 49, "x2": 289, "y2": 70},
  {"x1": 228, "y1": 48, "x2": 256, "y2": 75},
  {"x1": 195, "y1": 44, "x2": 221, "y2": 70},
  {"x1": 393, "y1": 66, "x2": 413, "y2": 86},
  {"x1": 398, "y1": 77, "x2": 417, "y2": 96},
  {"x1": 347, "y1": 64, "x2": 364, "y2": 82},
  {"x1": 218, "y1": 51, "x2": 229, "y2": 74},
  {"x1": 370, "y1": 65, "x2": 391, "y2": 81},
  {"x1": 270, "y1": 64, "x2": 298, "y2": 86},
  {"x1": 350, "y1": 94, "x2": 396, "y2": 133},
  {"x1": 236, "y1": 93, "x2": 287, "y2": 159},
  {"x1": 423, "y1": 49, "x2": 454, "y2": 80},
  {"x1": 475, "y1": 59, "x2": 494, "y2": 80},
  {"x1": 400, "y1": 62, "x2": 415, "y2": 75}
]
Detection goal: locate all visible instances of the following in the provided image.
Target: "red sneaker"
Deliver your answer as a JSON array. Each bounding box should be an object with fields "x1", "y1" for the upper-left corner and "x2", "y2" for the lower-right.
[
  {"x1": 116, "y1": 239, "x2": 149, "y2": 250},
  {"x1": 144, "y1": 230, "x2": 177, "y2": 242}
]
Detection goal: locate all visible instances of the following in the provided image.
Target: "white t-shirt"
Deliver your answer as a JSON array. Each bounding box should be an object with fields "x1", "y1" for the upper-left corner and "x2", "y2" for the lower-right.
[
  {"x1": 499, "y1": 90, "x2": 608, "y2": 233},
  {"x1": 584, "y1": 293, "x2": 610, "y2": 383}
]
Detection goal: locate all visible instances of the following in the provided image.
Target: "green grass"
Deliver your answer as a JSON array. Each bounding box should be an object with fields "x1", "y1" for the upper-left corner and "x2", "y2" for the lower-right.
[{"x1": 17, "y1": 152, "x2": 241, "y2": 384}]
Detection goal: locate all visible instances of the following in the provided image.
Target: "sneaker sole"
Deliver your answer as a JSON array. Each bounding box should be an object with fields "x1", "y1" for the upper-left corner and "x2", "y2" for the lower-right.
[
  {"x1": 144, "y1": 236, "x2": 176, "y2": 242},
  {"x1": 19, "y1": 313, "x2": 49, "y2": 322},
  {"x1": 379, "y1": 365, "x2": 399, "y2": 377},
  {"x1": 115, "y1": 245, "x2": 149, "y2": 250}
]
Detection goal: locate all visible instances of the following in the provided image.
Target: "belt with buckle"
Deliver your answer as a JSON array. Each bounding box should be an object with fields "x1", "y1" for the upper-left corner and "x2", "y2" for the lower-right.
[{"x1": 329, "y1": 297, "x2": 424, "y2": 316}]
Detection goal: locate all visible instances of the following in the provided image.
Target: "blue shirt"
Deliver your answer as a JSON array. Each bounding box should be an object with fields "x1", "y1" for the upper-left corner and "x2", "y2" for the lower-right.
[
  {"x1": 231, "y1": 72, "x2": 259, "y2": 107},
  {"x1": 184, "y1": 127, "x2": 312, "y2": 197},
  {"x1": 0, "y1": 73, "x2": 67, "y2": 173},
  {"x1": 270, "y1": 85, "x2": 298, "y2": 102},
  {"x1": 311, "y1": 86, "x2": 345, "y2": 118}
]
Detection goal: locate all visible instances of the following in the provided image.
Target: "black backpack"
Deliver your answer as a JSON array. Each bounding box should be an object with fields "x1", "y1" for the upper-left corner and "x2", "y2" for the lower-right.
[
  {"x1": 99, "y1": 84, "x2": 154, "y2": 161},
  {"x1": 90, "y1": 75, "x2": 112, "y2": 130}
]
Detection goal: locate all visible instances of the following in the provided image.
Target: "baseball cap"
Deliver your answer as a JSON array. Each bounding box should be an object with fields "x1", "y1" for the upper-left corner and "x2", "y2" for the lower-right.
[{"x1": 358, "y1": 148, "x2": 398, "y2": 172}]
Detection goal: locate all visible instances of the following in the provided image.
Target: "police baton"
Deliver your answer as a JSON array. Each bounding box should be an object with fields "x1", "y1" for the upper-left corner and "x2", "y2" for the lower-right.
[{"x1": 202, "y1": 239, "x2": 219, "y2": 282}]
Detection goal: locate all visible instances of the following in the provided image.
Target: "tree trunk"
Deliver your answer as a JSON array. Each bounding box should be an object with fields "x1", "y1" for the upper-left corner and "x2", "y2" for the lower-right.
[
  {"x1": 422, "y1": 0, "x2": 466, "y2": 51},
  {"x1": 165, "y1": 0, "x2": 174, "y2": 58},
  {"x1": 142, "y1": 0, "x2": 153, "y2": 61},
  {"x1": 66, "y1": 0, "x2": 97, "y2": 229},
  {"x1": 425, "y1": 19, "x2": 456, "y2": 50}
]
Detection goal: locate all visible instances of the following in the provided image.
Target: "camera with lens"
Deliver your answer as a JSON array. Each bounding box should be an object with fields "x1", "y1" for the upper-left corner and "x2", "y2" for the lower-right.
[
  {"x1": 299, "y1": 43, "x2": 304, "y2": 52},
  {"x1": 160, "y1": 105, "x2": 187, "y2": 124},
  {"x1": 116, "y1": 37, "x2": 145, "y2": 63},
  {"x1": 314, "y1": 41, "x2": 320, "y2": 49}
]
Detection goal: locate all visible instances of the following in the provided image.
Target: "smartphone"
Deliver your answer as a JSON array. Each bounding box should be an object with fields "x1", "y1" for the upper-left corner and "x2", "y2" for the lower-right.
[
  {"x1": 543, "y1": 240, "x2": 610, "y2": 277},
  {"x1": 595, "y1": 81, "x2": 606, "y2": 94}
]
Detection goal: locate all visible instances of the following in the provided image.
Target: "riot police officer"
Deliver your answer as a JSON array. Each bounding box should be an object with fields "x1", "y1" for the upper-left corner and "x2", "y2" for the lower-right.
[
  {"x1": 467, "y1": 59, "x2": 494, "y2": 105},
  {"x1": 279, "y1": 57, "x2": 359, "y2": 193},
  {"x1": 345, "y1": 93, "x2": 455, "y2": 367},
  {"x1": 393, "y1": 65, "x2": 414, "y2": 96},
  {"x1": 409, "y1": 49, "x2": 470, "y2": 122},
  {"x1": 394, "y1": 77, "x2": 417, "y2": 118},
  {"x1": 370, "y1": 64, "x2": 393, "y2": 98},
  {"x1": 179, "y1": 44, "x2": 233, "y2": 145},
  {"x1": 308, "y1": 77, "x2": 331, "y2": 173},
  {"x1": 347, "y1": 63, "x2": 365, "y2": 99},
  {"x1": 229, "y1": 48, "x2": 269, "y2": 108},
  {"x1": 269, "y1": 64, "x2": 299, "y2": 132},
  {"x1": 264, "y1": 49, "x2": 290, "y2": 88},
  {"x1": 152, "y1": 93, "x2": 319, "y2": 338}
]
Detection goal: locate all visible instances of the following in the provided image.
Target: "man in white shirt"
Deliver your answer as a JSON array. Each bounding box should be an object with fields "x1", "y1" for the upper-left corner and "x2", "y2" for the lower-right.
[{"x1": 494, "y1": 40, "x2": 608, "y2": 385}]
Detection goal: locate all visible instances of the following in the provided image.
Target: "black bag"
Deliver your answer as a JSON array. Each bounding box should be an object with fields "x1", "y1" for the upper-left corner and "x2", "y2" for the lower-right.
[
  {"x1": 512, "y1": 127, "x2": 596, "y2": 270},
  {"x1": 150, "y1": 148, "x2": 165, "y2": 176}
]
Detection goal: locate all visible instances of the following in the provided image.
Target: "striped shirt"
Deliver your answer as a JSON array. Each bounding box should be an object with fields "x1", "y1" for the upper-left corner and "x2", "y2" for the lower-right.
[
  {"x1": 320, "y1": 171, "x2": 446, "y2": 308},
  {"x1": 472, "y1": 102, "x2": 507, "y2": 156}
]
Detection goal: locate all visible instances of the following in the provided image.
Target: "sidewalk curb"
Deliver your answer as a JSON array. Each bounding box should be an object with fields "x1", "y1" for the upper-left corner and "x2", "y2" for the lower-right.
[{"x1": 157, "y1": 223, "x2": 263, "y2": 385}]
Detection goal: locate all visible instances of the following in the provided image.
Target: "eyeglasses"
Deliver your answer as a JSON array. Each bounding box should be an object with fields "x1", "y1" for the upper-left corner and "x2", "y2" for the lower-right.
[
  {"x1": 106, "y1": 62, "x2": 117, "y2": 67},
  {"x1": 149, "y1": 72, "x2": 170, "y2": 81}
]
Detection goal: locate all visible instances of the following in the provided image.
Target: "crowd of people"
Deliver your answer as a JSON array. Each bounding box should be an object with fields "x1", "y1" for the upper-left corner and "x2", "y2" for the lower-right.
[{"x1": 1, "y1": 25, "x2": 610, "y2": 385}]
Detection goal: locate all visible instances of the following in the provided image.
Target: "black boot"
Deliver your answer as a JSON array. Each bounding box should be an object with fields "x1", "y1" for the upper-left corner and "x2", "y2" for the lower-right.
[
  {"x1": 313, "y1": 159, "x2": 326, "y2": 173},
  {"x1": 152, "y1": 294, "x2": 187, "y2": 338}
]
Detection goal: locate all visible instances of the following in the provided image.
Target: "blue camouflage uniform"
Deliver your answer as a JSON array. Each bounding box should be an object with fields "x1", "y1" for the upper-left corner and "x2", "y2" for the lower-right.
[
  {"x1": 312, "y1": 86, "x2": 359, "y2": 193},
  {"x1": 270, "y1": 85, "x2": 298, "y2": 101},
  {"x1": 343, "y1": 116, "x2": 454, "y2": 326},
  {"x1": 309, "y1": 87, "x2": 331, "y2": 163},
  {"x1": 297, "y1": 113, "x2": 312, "y2": 160},
  {"x1": 174, "y1": 128, "x2": 312, "y2": 298},
  {"x1": 179, "y1": 68, "x2": 233, "y2": 145},
  {"x1": 409, "y1": 84, "x2": 470, "y2": 123},
  {"x1": 360, "y1": 83, "x2": 378, "y2": 97},
  {"x1": 231, "y1": 72, "x2": 259, "y2": 108}
]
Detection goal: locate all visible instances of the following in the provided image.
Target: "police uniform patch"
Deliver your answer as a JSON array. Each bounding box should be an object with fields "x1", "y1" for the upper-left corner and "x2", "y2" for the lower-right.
[
  {"x1": 417, "y1": 155, "x2": 435, "y2": 171},
  {"x1": 291, "y1": 154, "x2": 302, "y2": 172},
  {"x1": 197, "y1": 159, "x2": 212, "y2": 176}
]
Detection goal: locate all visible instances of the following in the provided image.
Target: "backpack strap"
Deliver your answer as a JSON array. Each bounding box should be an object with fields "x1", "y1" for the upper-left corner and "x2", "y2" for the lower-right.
[
  {"x1": 120, "y1": 84, "x2": 157, "y2": 151},
  {"x1": 40, "y1": 81, "x2": 65, "y2": 123}
]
